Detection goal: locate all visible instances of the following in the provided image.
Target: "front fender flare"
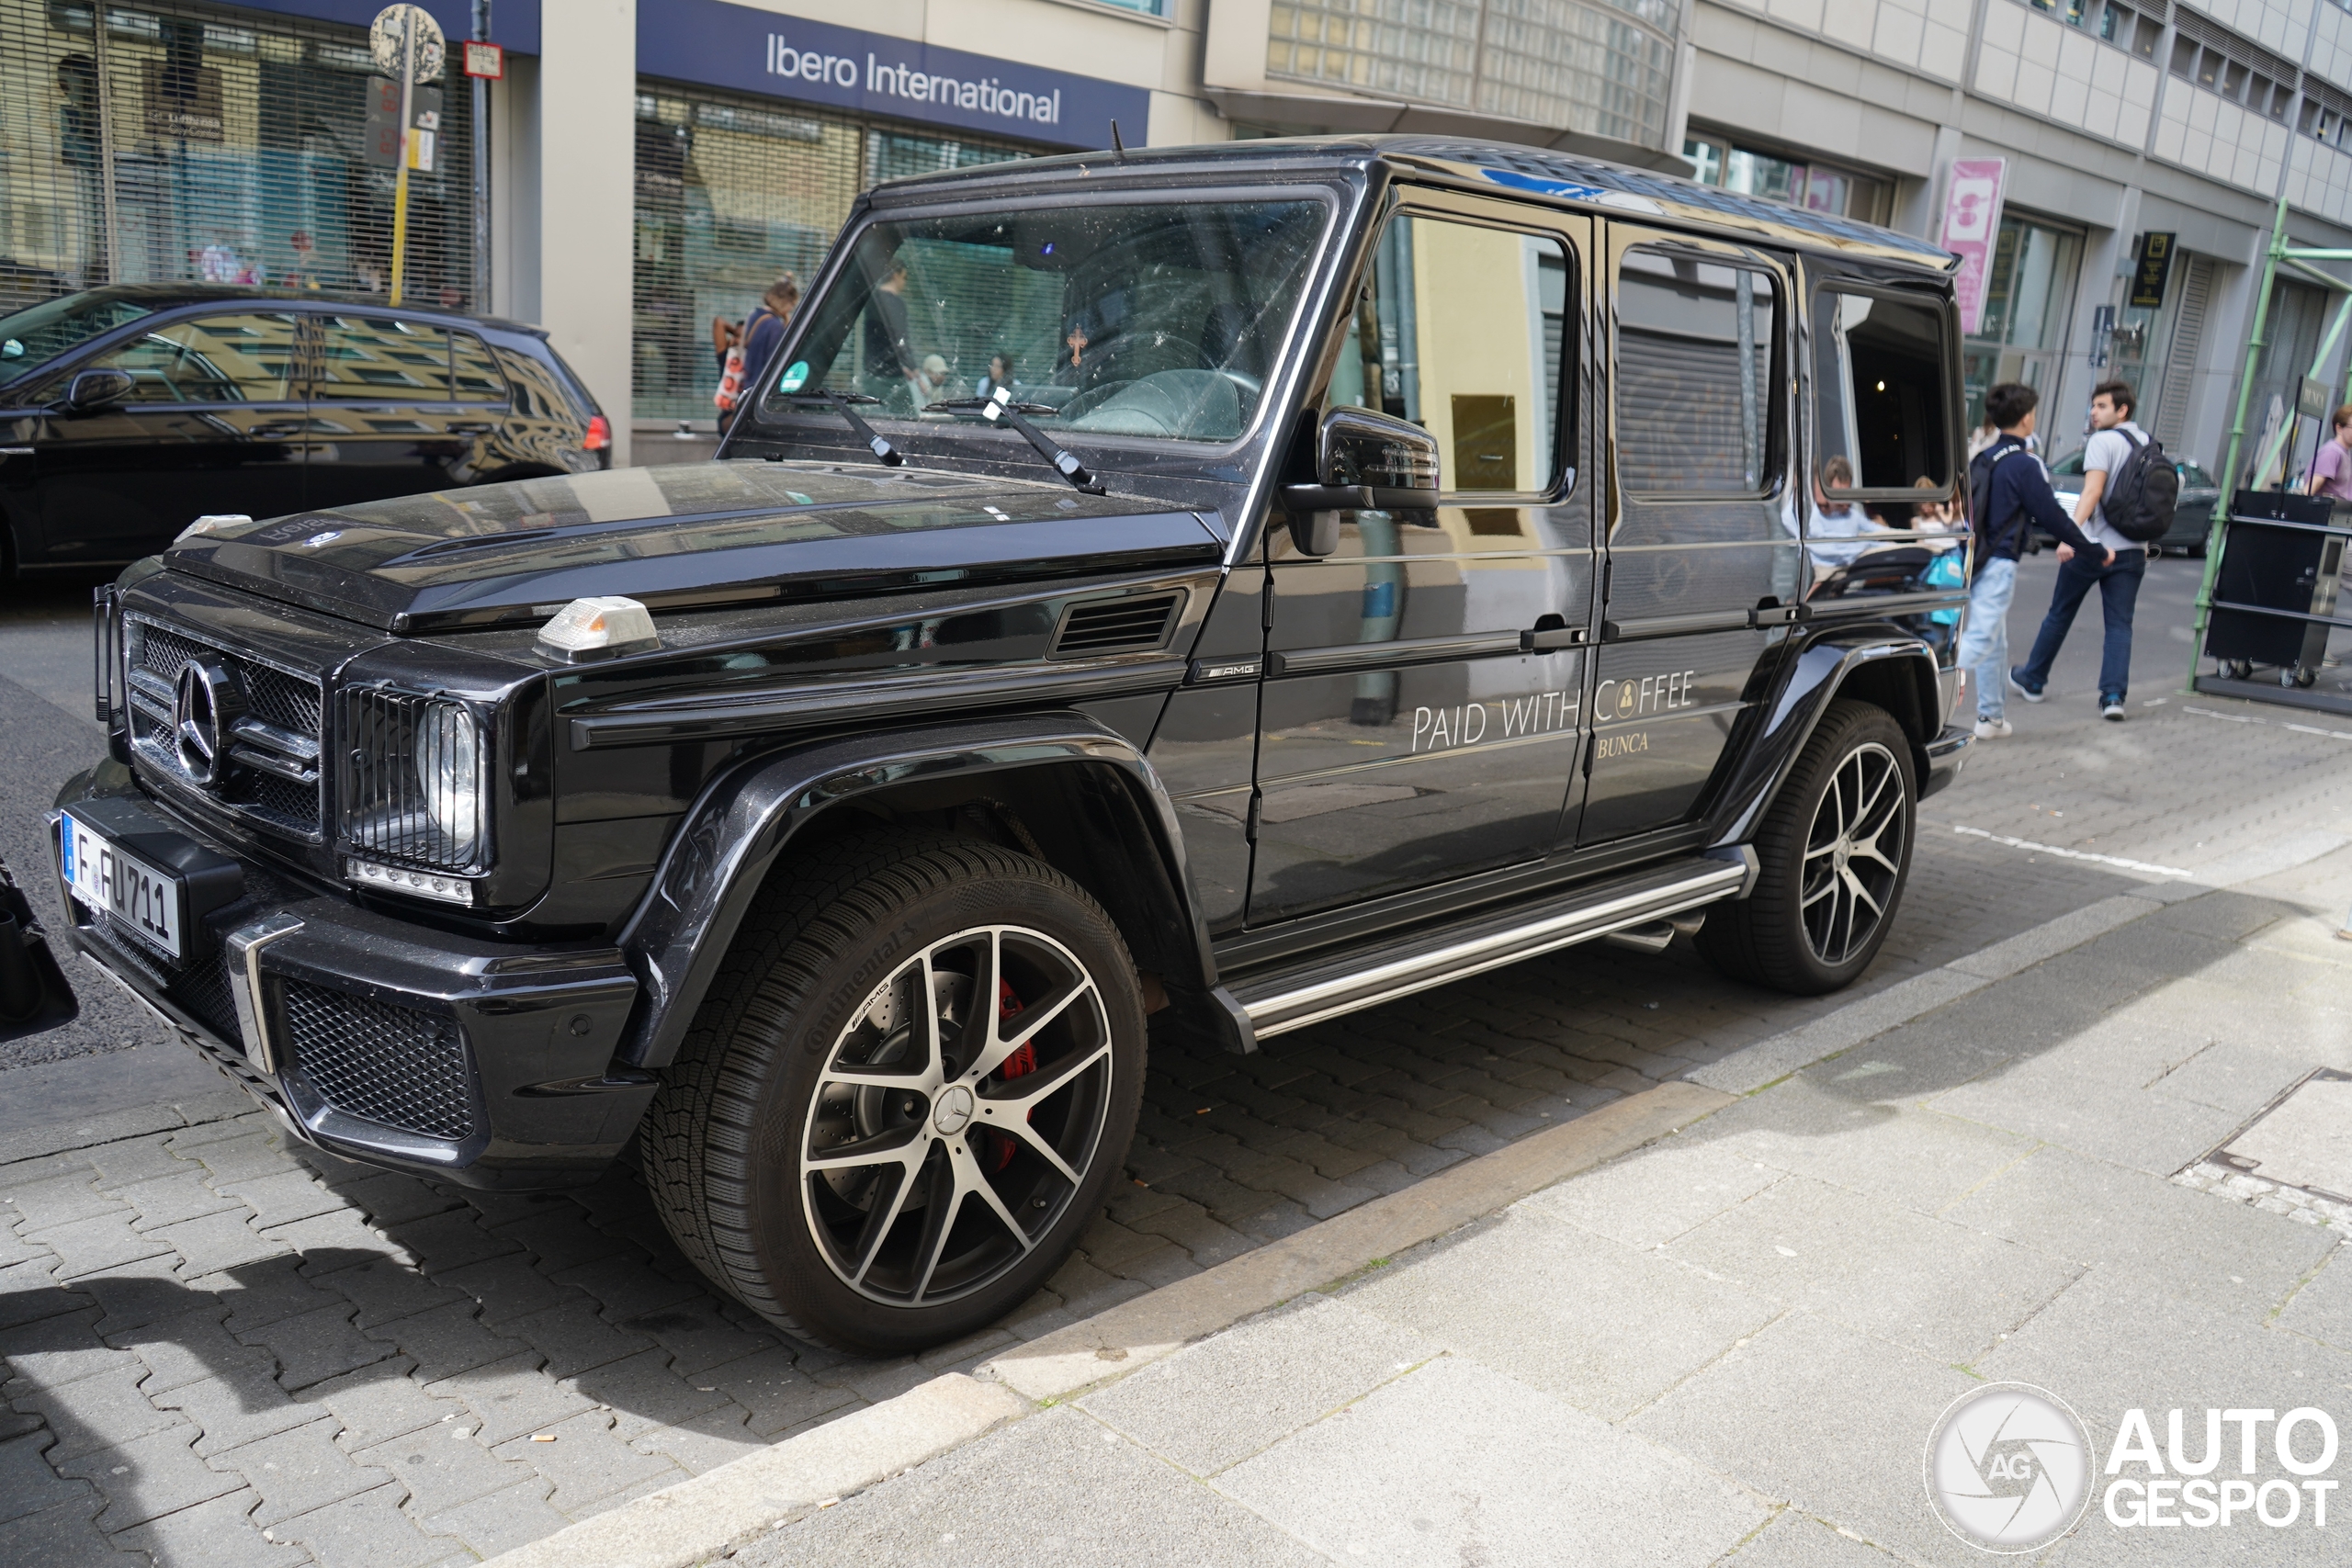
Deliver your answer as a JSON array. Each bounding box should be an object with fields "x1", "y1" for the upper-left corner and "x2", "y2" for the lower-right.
[
  {"x1": 1710, "y1": 632, "x2": 1940, "y2": 853},
  {"x1": 610, "y1": 711, "x2": 1209, "y2": 1070}
]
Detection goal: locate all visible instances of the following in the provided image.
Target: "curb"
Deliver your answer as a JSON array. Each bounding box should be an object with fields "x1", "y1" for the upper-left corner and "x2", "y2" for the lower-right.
[{"x1": 479, "y1": 1078, "x2": 1733, "y2": 1568}]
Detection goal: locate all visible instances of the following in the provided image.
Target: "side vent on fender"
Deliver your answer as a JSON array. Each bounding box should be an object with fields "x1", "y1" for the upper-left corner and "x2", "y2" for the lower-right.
[{"x1": 1047, "y1": 592, "x2": 1183, "y2": 658}]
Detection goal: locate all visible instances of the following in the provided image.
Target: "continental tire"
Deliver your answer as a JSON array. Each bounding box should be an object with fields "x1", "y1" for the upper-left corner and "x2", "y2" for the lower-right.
[
  {"x1": 641, "y1": 833, "x2": 1145, "y2": 1354},
  {"x1": 1697, "y1": 699, "x2": 1916, "y2": 996}
]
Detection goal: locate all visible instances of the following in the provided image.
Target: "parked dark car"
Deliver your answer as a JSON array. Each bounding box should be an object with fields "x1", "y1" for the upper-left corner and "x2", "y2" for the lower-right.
[
  {"x1": 54, "y1": 136, "x2": 1971, "y2": 1355},
  {"x1": 2041, "y1": 448, "x2": 2220, "y2": 554},
  {"x1": 0, "y1": 286, "x2": 610, "y2": 579}
]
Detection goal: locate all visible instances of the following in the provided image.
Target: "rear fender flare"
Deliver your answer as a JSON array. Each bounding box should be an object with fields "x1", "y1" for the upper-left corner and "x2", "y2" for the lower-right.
[
  {"x1": 612, "y1": 712, "x2": 1210, "y2": 1069},
  {"x1": 1711, "y1": 633, "x2": 1939, "y2": 855}
]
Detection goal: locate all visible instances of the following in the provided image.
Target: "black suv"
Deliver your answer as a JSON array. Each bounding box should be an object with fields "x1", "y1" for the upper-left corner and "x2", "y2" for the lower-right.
[
  {"x1": 54, "y1": 137, "x2": 1971, "y2": 1354},
  {"x1": 0, "y1": 285, "x2": 610, "y2": 578}
]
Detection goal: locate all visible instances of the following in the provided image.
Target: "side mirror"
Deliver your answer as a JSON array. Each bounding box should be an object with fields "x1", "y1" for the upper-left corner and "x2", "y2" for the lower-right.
[
  {"x1": 59, "y1": 367, "x2": 134, "y2": 416},
  {"x1": 1280, "y1": 408, "x2": 1442, "y2": 557},
  {"x1": 1318, "y1": 407, "x2": 1441, "y2": 493}
]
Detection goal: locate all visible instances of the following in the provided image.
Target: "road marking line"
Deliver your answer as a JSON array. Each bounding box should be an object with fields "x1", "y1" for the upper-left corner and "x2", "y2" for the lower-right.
[
  {"x1": 1950, "y1": 823, "x2": 2192, "y2": 878},
  {"x1": 2185, "y1": 704, "x2": 2352, "y2": 741}
]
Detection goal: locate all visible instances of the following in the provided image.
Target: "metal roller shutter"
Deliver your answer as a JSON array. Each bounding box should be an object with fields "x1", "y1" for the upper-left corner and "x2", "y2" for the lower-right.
[
  {"x1": 631, "y1": 78, "x2": 1037, "y2": 423},
  {"x1": 0, "y1": 0, "x2": 475, "y2": 312},
  {"x1": 2154, "y1": 253, "x2": 2213, "y2": 452}
]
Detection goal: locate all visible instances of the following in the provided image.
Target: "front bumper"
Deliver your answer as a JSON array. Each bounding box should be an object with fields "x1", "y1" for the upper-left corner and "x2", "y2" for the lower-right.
[
  {"x1": 52, "y1": 767, "x2": 650, "y2": 1190},
  {"x1": 1921, "y1": 722, "x2": 1971, "y2": 799}
]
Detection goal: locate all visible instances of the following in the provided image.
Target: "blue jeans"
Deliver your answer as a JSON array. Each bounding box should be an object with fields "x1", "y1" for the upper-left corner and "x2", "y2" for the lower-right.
[
  {"x1": 1957, "y1": 557, "x2": 2018, "y2": 720},
  {"x1": 2017, "y1": 548, "x2": 2146, "y2": 701}
]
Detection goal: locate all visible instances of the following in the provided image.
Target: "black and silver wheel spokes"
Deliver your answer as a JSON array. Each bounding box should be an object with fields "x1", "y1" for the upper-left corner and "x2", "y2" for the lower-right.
[
  {"x1": 799, "y1": 925, "x2": 1113, "y2": 1307},
  {"x1": 1798, "y1": 741, "x2": 1905, "y2": 966}
]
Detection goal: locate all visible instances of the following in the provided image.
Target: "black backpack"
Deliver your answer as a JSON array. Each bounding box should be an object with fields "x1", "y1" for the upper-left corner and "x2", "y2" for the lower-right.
[{"x1": 2099, "y1": 429, "x2": 2177, "y2": 543}]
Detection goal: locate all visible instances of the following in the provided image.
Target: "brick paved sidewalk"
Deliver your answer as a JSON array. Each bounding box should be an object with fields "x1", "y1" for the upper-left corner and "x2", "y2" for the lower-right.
[{"x1": 6, "y1": 552, "x2": 2346, "y2": 1565}]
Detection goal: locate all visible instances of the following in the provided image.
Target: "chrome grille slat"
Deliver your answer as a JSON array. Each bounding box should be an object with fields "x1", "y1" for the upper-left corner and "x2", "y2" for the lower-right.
[{"x1": 124, "y1": 615, "x2": 324, "y2": 840}]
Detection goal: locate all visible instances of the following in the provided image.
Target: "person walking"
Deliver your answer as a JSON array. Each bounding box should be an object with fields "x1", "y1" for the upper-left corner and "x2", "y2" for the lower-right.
[
  {"x1": 2008, "y1": 379, "x2": 2147, "y2": 722},
  {"x1": 1962, "y1": 382, "x2": 2112, "y2": 738},
  {"x1": 712, "y1": 275, "x2": 798, "y2": 424}
]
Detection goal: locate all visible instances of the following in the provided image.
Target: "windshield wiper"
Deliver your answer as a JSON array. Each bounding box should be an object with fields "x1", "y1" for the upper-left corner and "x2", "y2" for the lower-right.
[
  {"x1": 926, "y1": 390, "x2": 1105, "y2": 495},
  {"x1": 781, "y1": 390, "x2": 904, "y2": 468}
]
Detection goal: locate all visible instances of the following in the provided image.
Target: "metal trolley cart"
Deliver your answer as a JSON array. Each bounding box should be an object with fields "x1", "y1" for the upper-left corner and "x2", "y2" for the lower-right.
[{"x1": 2193, "y1": 490, "x2": 2351, "y2": 715}]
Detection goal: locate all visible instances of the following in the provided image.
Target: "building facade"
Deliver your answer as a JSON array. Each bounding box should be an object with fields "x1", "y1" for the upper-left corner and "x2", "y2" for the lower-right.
[{"x1": 4, "y1": 0, "x2": 2347, "y2": 477}]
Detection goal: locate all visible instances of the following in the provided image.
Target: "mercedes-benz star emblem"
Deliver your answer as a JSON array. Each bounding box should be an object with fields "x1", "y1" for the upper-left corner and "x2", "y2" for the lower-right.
[
  {"x1": 932, "y1": 1085, "x2": 976, "y2": 1137},
  {"x1": 174, "y1": 659, "x2": 247, "y2": 789}
]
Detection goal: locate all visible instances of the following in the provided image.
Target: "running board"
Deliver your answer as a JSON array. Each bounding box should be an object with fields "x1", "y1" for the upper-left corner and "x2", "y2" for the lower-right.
[{"x1": 1226, "y1": 857, "x2": 1748, "y2": 1040}]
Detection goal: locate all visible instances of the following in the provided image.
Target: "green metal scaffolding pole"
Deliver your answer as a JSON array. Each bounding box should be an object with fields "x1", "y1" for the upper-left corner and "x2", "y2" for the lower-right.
[{"x1": 2189, "y1": 198, "x2": 2352, "y2": 690}]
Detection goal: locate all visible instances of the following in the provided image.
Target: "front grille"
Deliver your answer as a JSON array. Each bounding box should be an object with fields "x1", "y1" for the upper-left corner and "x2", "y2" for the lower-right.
[
  {"x1": 124, "y1": 617, "x2": 325, "y2": 839},
  {"x1": 282, "y1": 980, "x2": 476, "y2": 1142}
]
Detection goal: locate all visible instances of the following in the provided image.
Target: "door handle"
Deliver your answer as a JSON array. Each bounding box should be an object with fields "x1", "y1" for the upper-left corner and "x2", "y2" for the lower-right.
[
  {"x1": 1521, "y1": 626, "x2": 1589, "y2": 651},
  {"x1": 447, "y1": 422, "x2": 495, "y2": 434},
  {"x1": 250, "y1": 423, "x2": 304, "y2": 438}
]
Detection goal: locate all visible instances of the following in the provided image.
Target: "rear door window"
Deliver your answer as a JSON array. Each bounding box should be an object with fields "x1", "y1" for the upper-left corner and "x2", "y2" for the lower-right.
[
  {"x1": 1613, "y1": 249, "x2": 1778, "y2": 495},
  {"x1": 451, "y1": 332, "x2": 508, "y2": 402},
  {"x1": 314, "y1": 317, "x2": 454, "y2": 400}
]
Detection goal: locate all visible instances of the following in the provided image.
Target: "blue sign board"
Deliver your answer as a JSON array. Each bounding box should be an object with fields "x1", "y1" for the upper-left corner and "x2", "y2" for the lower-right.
[{"x1": 637, "y1": 0, "x2": 1148, "y2": 152}]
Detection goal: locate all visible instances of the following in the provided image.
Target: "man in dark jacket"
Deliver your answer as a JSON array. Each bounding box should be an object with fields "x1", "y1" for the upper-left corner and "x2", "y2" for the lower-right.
[{"x1": 1960, "y1": 382, "x2": 2111, "y2": 738}]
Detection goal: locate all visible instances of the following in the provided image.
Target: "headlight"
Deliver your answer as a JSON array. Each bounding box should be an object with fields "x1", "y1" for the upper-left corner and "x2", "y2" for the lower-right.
[
  {"x1": 342, "y1": 689, "x2": 490, "y2": 877},
  {"x1": 415, "y1": 703, "x2": 483, "y2": 863}
]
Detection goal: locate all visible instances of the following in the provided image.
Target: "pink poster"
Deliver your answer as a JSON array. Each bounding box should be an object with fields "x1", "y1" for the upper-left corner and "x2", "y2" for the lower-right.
[{"x1": 1939, "y1": 158, "x2": 2007, "y2": 338}]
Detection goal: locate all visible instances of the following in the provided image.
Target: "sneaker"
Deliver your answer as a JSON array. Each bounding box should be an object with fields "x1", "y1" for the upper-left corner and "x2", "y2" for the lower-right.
[
  {"x1": 1973, "y1": 717, "x2": 2012, "y2": 739},
  {"x1": 2101, "y1": 696, "x2": 2126, "y2": 722},
  {"x1": 2007, "y1": 669, "x2": 2045, "y2": 703}
]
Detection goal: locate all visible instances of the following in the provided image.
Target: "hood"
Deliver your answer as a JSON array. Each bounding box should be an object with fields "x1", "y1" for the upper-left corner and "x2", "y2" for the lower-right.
[{"x1": 164, "y1": 462, "x2": 1227, "y2": 634}]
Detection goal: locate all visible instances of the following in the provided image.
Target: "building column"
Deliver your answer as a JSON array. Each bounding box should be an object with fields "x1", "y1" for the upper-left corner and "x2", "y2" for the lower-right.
[{"x1": 532, "y1": 0, "x2": 638, "y2": 467}]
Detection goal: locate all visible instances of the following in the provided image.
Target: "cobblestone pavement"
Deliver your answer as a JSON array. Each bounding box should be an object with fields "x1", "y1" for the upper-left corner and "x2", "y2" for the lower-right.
[{"x1": 6, "y1": 556, "x2": 2349, "y2": 1565}]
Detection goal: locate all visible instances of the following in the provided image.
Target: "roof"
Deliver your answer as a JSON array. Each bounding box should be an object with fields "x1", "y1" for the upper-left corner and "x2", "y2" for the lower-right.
[{"x1": 870, "y1": 133, "x2": 1956, "y2": 273}]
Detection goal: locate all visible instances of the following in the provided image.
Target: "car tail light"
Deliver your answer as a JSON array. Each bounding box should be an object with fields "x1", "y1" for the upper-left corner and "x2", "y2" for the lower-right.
[{"x1": 583, "y1": 414, "x2": 611, "y2": 451}]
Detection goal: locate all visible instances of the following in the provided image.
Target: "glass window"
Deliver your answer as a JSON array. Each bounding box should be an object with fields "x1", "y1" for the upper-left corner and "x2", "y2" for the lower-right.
[
  {"x1": 451, "y1": 332, "x2": 506, "y2": 402},
  {"x1": 775, "y1": 199, "x2": 1328, "y2": 444},
  {"x1": 1613, "y1": 248, "x2": 1777, "y2": 494},
  {"x1": 0, "y1": 294, "x2": 153, "y2": 385},
  {"x1": 1813, "y1": 290, "x2": 1952, "y2": 495},
  {"x1": 1960, "y1": 215, "x2": 2082, "y2": 432},
  {"x1": 1680, "y1": 135, "x2": 1888, "y2": 223},
  {"x1": 314, "y1": 318, "x2": 453, "y2": 400},
  {"x1": 89, "y1": 312, "x2": 298, "y2": 403},
  {"x1": 1324, "y1": 214, "x2": 1568, "y2": 496}
]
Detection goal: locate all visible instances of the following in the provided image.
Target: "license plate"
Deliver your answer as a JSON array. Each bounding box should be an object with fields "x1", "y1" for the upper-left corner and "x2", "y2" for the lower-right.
[{"x1": 61, "y1": 811, "x2": 183, "y2": 960}]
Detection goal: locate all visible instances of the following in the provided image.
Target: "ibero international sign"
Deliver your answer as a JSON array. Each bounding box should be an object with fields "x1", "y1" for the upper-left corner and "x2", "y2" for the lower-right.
[{"x1": 638, "y1": 0, "x2": 1152, "y2": 151}]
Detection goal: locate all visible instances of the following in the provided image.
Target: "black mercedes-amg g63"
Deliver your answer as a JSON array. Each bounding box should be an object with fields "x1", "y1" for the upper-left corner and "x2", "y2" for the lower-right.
[{"x1": 54, "y1": 136, "x2": 1971, "y2": 1354}]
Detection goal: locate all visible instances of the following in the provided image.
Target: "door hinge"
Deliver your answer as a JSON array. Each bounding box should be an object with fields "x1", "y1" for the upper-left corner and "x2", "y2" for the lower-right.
[{"x1": 1245, "y1": 790, "x2": 1262, "y2": 843}]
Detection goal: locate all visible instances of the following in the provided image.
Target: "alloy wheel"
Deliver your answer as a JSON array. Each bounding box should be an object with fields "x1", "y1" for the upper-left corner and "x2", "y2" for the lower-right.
[
  {"x1": 1799, "y1": 740, "x2": 1906, "y2": 967},
  {"x1": 797, "y1": 924, "x2": 1114, "y2": 1307}
]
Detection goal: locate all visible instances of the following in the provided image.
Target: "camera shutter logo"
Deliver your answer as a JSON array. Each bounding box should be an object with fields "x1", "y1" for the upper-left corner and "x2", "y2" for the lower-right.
[{"x1": 1924, "y1": 1382, "x2": 2093, "y2": 1551}]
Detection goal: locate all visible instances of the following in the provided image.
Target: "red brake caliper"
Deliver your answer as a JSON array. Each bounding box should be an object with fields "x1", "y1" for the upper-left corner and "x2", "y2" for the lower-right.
[{"x1": 991, "y1": 978, "x2": 1034, "y2": 1171}]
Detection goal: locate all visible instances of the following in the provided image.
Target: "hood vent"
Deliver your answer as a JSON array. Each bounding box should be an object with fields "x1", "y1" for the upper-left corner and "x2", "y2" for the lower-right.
[{"x1": 1049, "y1": 592, "x2": 1183, "y2": 658}]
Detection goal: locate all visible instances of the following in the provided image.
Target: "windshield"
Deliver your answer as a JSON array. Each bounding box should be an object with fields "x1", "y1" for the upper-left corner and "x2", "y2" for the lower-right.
[
  {"x1": 0, "y1": 293, "x2": 154, "y2": 385},
  {"x1": 764, "y1": 197, "x2": 1329, "y2": 444}
]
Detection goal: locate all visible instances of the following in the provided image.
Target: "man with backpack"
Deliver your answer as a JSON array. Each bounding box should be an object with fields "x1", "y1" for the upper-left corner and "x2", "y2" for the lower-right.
[
  {"x1": 1963, "y1": 382, "x2": 2113, "y2": 738},
  {"x1": 2009, "y1": 379, "x2": 2174, "y2": 722}
]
